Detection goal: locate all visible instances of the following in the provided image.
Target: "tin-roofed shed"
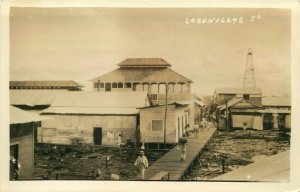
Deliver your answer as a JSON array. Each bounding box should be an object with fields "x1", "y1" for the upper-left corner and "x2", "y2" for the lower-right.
[
  {"x1": 38, "y1": 92, "x2": 150, "y2": 146},
  {"x1": 10, "y1": 106, "x2": 49, "y2": 180}
]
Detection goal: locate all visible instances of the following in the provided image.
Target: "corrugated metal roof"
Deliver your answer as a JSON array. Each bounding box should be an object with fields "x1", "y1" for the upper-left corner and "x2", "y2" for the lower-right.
[
  {"x1": 218, "y1": 97, "x2": 244, "y2": 110},
  {"x1": 10, "y1": 80, "x2": 84, "y2": 87},
  {"x1": 257, "y1": 109, "x2": 291, "y2": 114},
  {"x1": 215, "y1": 87, "x2": 262, "y2": 94},
  {"x1": 262, "y1": 96, "x2": 291, "y2": 107},
  {"x1": 117, "y1": 58, "x2": 171, "y2": 67},
  {"x1": 138, "y1": 102, "x2": 188, "y2": 109},
  {"x1": 10, "y1": 90, "x2": 65, "y2": 106},
  {"x1": 10, "y1": 106, "x2": 50, "y2": 124},
  {"x1": 89, "y1": 68, "x2": 192, "y2": 83},
  {"x1": 41, "y1": 107, "x2": 139, "y2": 115},
  {"x1": 211, "y1": 150, "x2": 290, "y2": 182},
  {"x1": 10, "y1": 90, "x2": 150, "y2": 108}
]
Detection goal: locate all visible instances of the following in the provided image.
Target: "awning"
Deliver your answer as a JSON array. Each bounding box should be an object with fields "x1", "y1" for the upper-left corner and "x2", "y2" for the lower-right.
[
  {"x1": 194, "y1": 100, "x2": 205, "y2": 107},
  {"x1": 10, "y1": 106, "x2": 51, "y2": 124}
]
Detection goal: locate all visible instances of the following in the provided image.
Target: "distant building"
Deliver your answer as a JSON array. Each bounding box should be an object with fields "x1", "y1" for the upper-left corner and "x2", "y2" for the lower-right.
[
  {"x1": 217, "y1": 96, "x2": 291, "y2": 131},
  {"x1": 10, "y1": 80, "x2": 84, "y2": 91},
  {"x1": 10, "y1": 106, "x2": 48, "y2": 180},
  {"x1": 218, "y1": 97, "x2": 263, "y2": 130},
  {"x1": 261, "y1": 96, "x2": 291, "y2": 130},
  {"x1": 214, "y1": 87, "x2": 262, "y2": 106}
]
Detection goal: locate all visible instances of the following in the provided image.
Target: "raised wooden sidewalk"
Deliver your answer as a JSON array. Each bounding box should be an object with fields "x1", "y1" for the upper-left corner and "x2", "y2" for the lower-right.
[{"x1": 138, "y1": 127, "x2": 217, "y2": 180}]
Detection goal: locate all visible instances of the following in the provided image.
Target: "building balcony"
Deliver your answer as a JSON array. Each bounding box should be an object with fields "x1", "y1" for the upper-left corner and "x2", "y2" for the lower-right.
[{"x1": 149, "y1": 93, "x2": 191, "y2": 105}]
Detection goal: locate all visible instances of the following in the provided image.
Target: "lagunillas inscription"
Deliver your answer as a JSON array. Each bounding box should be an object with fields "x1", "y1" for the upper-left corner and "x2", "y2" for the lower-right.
[{"x1": 185, "y1": 15, "x2": 262, "y2": 24}]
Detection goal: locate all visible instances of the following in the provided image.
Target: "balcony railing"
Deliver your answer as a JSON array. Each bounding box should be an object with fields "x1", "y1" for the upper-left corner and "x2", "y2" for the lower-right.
[{"x1": 149, "y1": 93, "x2": 191, "y2": 105}]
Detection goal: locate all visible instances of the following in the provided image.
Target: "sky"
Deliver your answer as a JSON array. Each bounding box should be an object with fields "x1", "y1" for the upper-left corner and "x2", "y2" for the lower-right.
[{"x1": 10, "y1": 8, "x2": 291, "y2": 96}]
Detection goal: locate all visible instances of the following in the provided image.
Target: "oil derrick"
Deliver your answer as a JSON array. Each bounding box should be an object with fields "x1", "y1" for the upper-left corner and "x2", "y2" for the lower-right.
[{"x1": 243, "y1": 48, "x2": 256, "y2": 88}]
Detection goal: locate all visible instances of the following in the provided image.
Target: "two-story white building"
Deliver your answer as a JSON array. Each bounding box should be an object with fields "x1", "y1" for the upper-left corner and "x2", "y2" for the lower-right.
[{"x1": 90, "y1": 58, "x2": 202, "y2": 146}]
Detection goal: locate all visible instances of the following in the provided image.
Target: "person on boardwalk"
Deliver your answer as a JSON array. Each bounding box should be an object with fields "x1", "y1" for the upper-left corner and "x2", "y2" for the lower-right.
[
  {"x1": 194, "y1": 123, "x2": 199, "y2": 138},
  {"x1": 134, "y1": 151, "x2": 148, "y2": 180},
  {"x1": 202, "y1": 118, "x2": 207, "y2": 130},
  {"x1": 178, "y1": 138, "x2": 188, "y2": 162}
]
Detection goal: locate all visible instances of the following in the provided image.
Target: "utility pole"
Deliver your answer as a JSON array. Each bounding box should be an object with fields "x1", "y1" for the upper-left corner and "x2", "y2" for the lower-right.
[
  {"x1": 225, "y1": 99, "x2": 229, "y2": 131},
  {"x1": 164, "y1": 83, "x2": 168, "y2": 149}
]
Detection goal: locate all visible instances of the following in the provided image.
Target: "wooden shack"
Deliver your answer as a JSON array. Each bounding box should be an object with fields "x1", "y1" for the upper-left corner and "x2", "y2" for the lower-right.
[
  {"x1": 139, "y1": 102, "x2": 189, "y2": 146},
  {"x1": 39, "y1": 92, "x2": 150, "y2": 146},
  {"x1": 10, "y1": 106, "x2": 48, "y2": 180}
]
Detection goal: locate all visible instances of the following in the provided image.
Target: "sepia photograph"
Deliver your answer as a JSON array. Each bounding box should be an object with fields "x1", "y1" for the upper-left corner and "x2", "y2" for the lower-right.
[{"x1": 1, "y1": 1, "x2": 300, "y2": 192}]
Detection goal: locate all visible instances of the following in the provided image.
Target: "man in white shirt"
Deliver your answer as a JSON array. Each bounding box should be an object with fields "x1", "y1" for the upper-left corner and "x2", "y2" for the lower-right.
[{"x1": 134, "y1": 151, "x2": 149, "y2": 180}]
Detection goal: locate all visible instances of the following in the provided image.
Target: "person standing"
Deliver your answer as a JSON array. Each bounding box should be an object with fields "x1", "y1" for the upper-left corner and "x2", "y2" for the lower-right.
[
  {"x1": 116, "y1": 133, "x2": 122, "y2": 152},
  {"x1": 134, "y1": 151, "x2": 148, "y2": 180},
  {"x1": 194, "y1": 124, "x2": 199, "y2": 138},
  {"x1": 179, "y1": 138, "x2": 188, "y2": 162}
]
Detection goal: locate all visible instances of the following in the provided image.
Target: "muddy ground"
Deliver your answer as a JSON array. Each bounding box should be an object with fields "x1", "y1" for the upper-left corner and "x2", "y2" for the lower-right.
[
  {"x1": 34, "y1": 144, "x2": 167, "y2": 180},
  {"x1": 34, "y1": 130, "x2": 290, "y2": 181},
  {"x1": 185, "y1": 130, "x2": 290, "y2": 180}
]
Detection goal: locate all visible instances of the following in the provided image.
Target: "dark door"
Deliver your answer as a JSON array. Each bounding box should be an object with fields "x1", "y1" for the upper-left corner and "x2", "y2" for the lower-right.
[
  {"x1": 10, "y1": 144, "x2": 19, "y2": 180},
  {"x1": 263, "y1": 114, "x2": 273, "y2": 130},
  {"x1": 105, "y1": 83, "x2": 111, "y2": 92},
  {"x1": 93, "y1": 127, "x2": 102, "y2": 145}
]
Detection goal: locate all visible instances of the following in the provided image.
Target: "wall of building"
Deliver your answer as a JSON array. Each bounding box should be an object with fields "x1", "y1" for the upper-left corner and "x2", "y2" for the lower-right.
[
  {"x1": 39, "y1": 115, "x2": 137, "y2": 146},
  {"x1": 10, "y1": 123, "x2": 34, "y2": 180},
  {"x1": 217, "y1": 94, "x2": 236, "y2": 105},
  {"x1": 194, "y1": 104, "x2": 202, "y2": 126},
  {"x1": 231, "y1": 114, "x2": 263, "y2": 130},
  {"x1": 140, "y1": 105, "x2": 188, "y2": 144}
]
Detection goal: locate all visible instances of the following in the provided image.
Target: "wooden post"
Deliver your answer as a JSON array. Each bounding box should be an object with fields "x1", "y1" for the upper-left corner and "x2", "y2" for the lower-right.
[
  {"x1": 164, "y1": 83, "x2": 168, "y2": 149},
  {"x1": 226, "y1": 99, "x2": 229, "y2": 131},
  {"x1": 97, "y1": 80, "x2": 100, "y2": 92}
]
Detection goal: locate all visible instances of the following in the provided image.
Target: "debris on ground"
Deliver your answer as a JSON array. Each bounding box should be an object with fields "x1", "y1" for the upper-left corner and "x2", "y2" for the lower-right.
[
  {"x1": 34, "y1": 144, "x2": 166, "y2": 180},
  {"x1": 185, "y1": 130, "x2": 290, "y2": 180}
]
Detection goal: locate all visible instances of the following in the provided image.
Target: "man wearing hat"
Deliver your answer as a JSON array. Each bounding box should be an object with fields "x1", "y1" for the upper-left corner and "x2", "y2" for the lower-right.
[{"x1": 134, "y1": 151, "x2": 149, "y2": 180}]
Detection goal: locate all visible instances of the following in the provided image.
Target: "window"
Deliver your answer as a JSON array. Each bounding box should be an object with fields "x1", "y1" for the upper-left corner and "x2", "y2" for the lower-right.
[
  {"x1": 133, "y1": 83, "x2": 137, "y2": 91},
  {"x1": 112, "y1": 83, "x2": 117, "y2": 88},
  {"x1": 148, "y1": 94, "x2": 157, "y2": 100},
  {"x1": 118, "y1": 82, "x2": 123, "y2": 88},
  {"x1": 105, "y1": 83, "x2": 111, "y2": 92},
  {"x1": 100, "y1": 83, "x2": 104, "y2": 88},
  {"x1": 152, "y1": 120, "x2": 163, "y2": 131},
  {"x1": 243, "y1": 94, "x2": 250, "y2": 100},
  {"x1": 124, "y1": 82, "x2": 131, "y2": 88}
]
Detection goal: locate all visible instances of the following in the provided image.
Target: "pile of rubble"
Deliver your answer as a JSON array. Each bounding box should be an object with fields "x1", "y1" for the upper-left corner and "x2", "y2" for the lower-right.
[{"x1": 186, "y1": 130, "x2": 290, "y2": 180}]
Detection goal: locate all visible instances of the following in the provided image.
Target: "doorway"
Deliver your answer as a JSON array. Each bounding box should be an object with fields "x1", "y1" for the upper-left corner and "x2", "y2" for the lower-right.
[
  {"x1": 93, "y1": 127, "x2": 102, "y2": 145},
  {"x1": 263, "y1": 114, "x2": 273, "y2": 130}
]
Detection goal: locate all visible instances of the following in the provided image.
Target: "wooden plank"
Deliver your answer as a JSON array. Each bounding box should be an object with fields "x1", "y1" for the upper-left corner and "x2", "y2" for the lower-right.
[
  {"x1": 134, "y1": 128, "x2": 216, "y2": 180},
  {"x1": 150, "y1": 171, "x2": 169, "y2": 180}
]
